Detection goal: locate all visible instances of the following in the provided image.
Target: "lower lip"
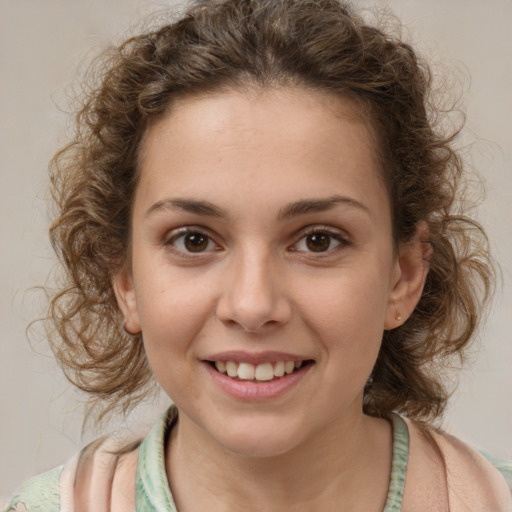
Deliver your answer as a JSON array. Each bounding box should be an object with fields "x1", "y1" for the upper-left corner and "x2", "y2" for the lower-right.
[{"x1": 203, "y1": 362, "x2": 312, "y2": 401}]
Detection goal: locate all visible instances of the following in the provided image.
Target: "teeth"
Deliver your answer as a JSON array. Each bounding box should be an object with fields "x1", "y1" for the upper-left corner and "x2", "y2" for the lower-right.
[
  {"x1": 226, "y1": 361, "x2": 238, "y2": 378},
  {"x1": 213, "y1": 360, "x2": 306, "y2": 380},
  {"x1": 238, "y1": 362, "x2": 255, "y2": 380},
  {"x1": 274, "y1": 361, "x2": 285, "y2": 377},
  {"x1": 215, "y1": 361, "x2": 226, "y2": 374},
  {"x1": 254, "y1": 362, "x2": 274, "y2": 381}
]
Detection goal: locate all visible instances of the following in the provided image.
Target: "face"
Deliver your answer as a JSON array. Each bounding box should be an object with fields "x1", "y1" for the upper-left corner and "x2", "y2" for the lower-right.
[{"x1": 115, "y1": 87, "x2": 425, "y2": 457}]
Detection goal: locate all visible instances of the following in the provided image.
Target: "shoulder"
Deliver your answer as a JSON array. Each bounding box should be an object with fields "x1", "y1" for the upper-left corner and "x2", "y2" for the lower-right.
[
  {"x1": 434, "y1": 430, "x2": 512, "y2": 507},
  {"x1": 2, "y1": 465, "x2": 62, "y2": 512},
  {"x1": 403, "y1": 417, "x2": 512, "y2": 511},
  {"x1": 3, "y1": 436, "x2": 140, "y2": 512},
  {"x1": 480, "y1": 449, "x2": 512, "y2": 490}
]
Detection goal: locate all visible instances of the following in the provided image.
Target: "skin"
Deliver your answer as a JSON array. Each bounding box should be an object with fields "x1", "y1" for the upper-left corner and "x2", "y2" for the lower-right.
[{"x1": 114, "y1": 86, "x2": 430, "y2": 511}]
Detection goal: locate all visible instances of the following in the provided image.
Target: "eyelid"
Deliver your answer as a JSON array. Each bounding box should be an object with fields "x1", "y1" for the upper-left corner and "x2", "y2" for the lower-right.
[
  {"x1": 164, "y1": 226, "x2": 222, "y2": 256},
  {"x1": 290, "y1": 225, "x2": 351, "y2": 254},
  {"x1": 162, "y1": 224, "x2": 350, "y2": 258},
  {"x1": 301, "y1": 225, "x2": 349, "y2": 238}
]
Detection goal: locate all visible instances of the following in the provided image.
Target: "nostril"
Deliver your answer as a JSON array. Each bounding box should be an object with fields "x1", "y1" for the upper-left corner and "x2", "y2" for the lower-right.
[
  {"x1": 242, "y1": 319, "x2": 277, "y2": 333},
  {"x1": 215, "y1": 268, "x2": 292, "y2": 332}
]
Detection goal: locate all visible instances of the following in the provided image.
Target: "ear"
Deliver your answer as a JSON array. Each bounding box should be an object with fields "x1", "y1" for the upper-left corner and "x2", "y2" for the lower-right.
[
  {"x1": 384, "y1": 222, "x2": 432, "y2": 330},
  {"x1": 112, "y1": 267, "x2": 141, "y2": 335}
]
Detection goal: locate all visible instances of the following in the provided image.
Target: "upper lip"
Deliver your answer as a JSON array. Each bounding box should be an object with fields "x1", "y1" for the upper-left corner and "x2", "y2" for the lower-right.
[{"x1": 203, "y1": 351, "x2": 311, "y2": 365}]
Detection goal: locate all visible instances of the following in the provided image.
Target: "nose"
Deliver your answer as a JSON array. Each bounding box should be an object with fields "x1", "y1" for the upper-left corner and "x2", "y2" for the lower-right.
[{"x1": 216, "y1": 248, "x2": 292, "y2": 333}]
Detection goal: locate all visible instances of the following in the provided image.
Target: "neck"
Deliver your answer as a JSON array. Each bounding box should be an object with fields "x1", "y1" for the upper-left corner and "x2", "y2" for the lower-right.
[{"x1": 166, "y1": 408, "x2": 392, "y2": 512}]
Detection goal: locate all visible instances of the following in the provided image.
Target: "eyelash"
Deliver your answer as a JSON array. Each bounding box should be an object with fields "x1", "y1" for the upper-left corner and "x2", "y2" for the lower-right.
[
  {"x1": 164, "y1": 227, "x2": 220, "y2": 258},
  {"x1": 291, "y1": 226, "x2": 350, "y2": 256},
  {"x1": 164, "y1": 226, "x2": 350, "y2": 258}
]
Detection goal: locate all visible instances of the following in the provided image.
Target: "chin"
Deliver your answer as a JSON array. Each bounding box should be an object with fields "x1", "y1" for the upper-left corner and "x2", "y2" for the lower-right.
[
  {"x1": 200, "y1": 413, "x2": 313, "y2": 459},
  {"x1": 218, "y1": 430, "x2": 303, "y2": 459}
]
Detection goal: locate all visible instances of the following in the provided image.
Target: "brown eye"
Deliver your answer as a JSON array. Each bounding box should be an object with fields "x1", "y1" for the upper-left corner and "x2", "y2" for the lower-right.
[
  {"x1": 183, "y1": 232, "x2": 209, "y2": 252},
  {"x1": 292, "y1": 230, "x2": 345, "y2": 254},
  {"x1": 305, "y1": 233, "x2": 331, "y2": 252},
  {"x1": 169, "y1": 230, "x2": 217, "y2": 254}
]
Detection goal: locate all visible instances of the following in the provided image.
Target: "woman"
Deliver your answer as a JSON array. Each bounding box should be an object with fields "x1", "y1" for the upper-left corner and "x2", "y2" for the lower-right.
[{"x1": 4, "y1": 0, "x2": 511, "y2": 510}]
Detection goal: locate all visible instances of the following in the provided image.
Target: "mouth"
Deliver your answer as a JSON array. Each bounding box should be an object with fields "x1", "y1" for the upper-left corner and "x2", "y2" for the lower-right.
[{"x1": 206, "y1": 359, "x2": 314, "y2": 382}]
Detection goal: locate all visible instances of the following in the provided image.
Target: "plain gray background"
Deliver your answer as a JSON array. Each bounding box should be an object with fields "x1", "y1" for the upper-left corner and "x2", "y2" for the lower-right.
[{"x1": 1, "y1": 0, "x2": 511, "y2": 501}]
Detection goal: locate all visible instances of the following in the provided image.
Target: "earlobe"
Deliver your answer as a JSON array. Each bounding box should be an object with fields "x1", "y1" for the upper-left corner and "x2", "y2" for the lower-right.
[
  {"x1": 112, "y1": 268, "x2": 141, "y2": 335},
  {"x1": 385, "y1": 222, "x2": 432, "y2": 330}
]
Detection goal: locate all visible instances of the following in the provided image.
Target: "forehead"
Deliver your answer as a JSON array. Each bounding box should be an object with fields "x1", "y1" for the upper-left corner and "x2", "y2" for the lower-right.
[
  {"x1": 136, "y1": 86, "x2": 389, "y2": 219},
  {"x1": 140, "y1": 85, "x2": 380, "y2": 154}
]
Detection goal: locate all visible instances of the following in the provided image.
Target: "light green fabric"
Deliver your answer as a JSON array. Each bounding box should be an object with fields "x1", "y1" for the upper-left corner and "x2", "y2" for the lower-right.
[
  {"x1": 3, "y1": 408, "x2": 511, "y2": 511},
  {"x1": 3, "y1": 465, "x2": 61, "y2": 512},
  {"x1": 383, "y1": 414, "x2": 409, "y2": 512},
  {"x1": 136, "y1": 407, "x2": 178, "y2": 510}
]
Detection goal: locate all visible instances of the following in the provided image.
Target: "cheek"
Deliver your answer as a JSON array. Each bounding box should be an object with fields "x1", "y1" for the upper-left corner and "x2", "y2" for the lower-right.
[
  {"x1": 135, "y1": 271, "x2": 217, "y2": 359},
  {"x1": 303, "y1": 265, "x2": 390, "y2": 322},
  {"x1": 137, "y1": 281, "x2": 214, "y2": 401},
  {"x1": 298, "y1": 266, "x2": 391, "y2": 359}
]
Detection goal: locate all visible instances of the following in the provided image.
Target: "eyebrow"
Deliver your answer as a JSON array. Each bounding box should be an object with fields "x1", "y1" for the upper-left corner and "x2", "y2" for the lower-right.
[
  {"x1": 278, "y1": 195, "x2": 371, "y2": 220},
  {"x1": 145, "y1": 194, "x2": 370, "y2": 220},
  {"x1": 145, "y1": 198, "x2": 225, "y2": 218}
]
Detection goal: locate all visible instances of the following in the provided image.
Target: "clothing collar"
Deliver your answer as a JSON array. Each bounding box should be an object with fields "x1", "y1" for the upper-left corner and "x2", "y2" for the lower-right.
[{"x1": 135, "y1": 406, "x2": 409, "y2": 511}]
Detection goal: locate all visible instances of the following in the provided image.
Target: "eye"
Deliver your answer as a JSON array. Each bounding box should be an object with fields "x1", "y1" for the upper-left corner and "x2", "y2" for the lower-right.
[
  {"x1": 292, "y1": 229, "x2": 347, "y2": 254},
  {"x1": 167, "y1": 229, "x2": 218, "y2": 254}
]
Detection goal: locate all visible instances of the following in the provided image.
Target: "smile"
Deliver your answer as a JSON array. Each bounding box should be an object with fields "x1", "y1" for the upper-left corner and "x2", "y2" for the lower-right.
[
  {"x1": 209, "y1": 360, "x2": 311, "y2": 381},
  {"x1": 203, "y1": 355, "x2": 314, "y2": 400}
]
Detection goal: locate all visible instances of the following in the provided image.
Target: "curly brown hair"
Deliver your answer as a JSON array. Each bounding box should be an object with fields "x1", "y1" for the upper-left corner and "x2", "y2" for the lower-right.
[{"x1": 47, "y1": 0, "x2": 492, "y2": 422}]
